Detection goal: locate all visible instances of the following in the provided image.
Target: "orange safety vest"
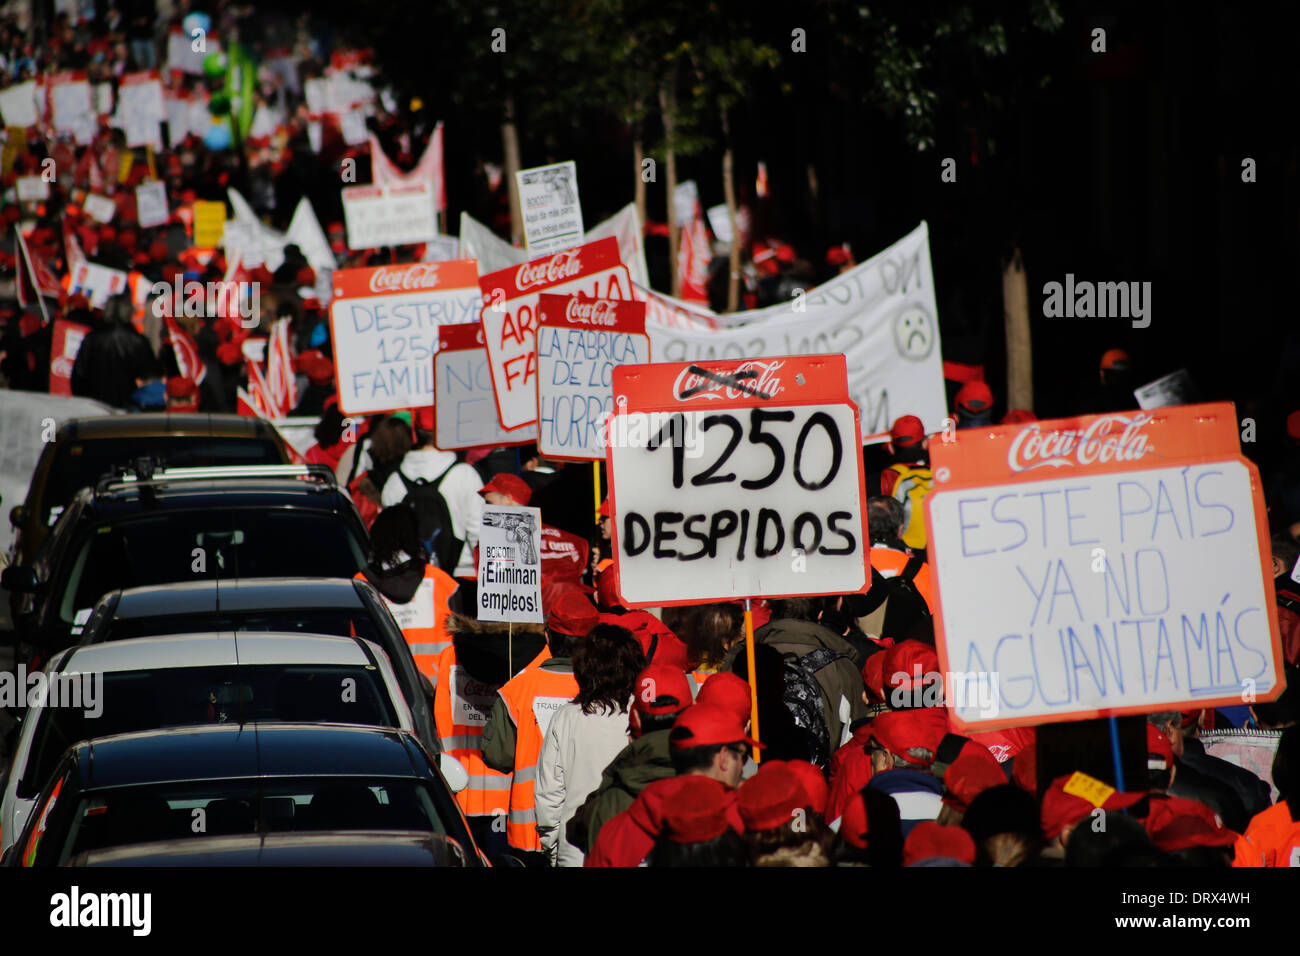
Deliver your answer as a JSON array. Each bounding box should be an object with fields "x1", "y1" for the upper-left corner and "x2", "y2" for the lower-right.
[
  {"x1": 498, "y1": 660, "x2": 579, "y2": 852},
  {"x1": 685, "y1": 668, "x2": 719, "y2": 700},
  {"x1": 432, "y1": 644, "x2": 511, "y2": 818},
  {"x1": 356, "y1": 564, "x2": 458, "y2": 685},
  {"x1": 869, "y1": 546, "x2": 936, "y2": 612},
  {"x1": 1232, "y1": 801, "x2": 1300, "y2": 867}
]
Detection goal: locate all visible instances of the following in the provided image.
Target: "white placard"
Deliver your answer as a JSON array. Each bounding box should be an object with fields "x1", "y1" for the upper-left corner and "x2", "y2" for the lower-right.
[
  {"x1": 434, "y1": 330, "x2": 534, "y2": 450},
  {"x1": 69, "y1": 261, "x2": 129, "y2": 308},
  {"x1": 516, "y1": 160, "x2": 584, "y2": 256},
  {"x1": 706, "y1": 205, "x2": 733, "y2": 244},
  {"x1": 304, "y1": 77, "x2": 330, "y2": 114},
  {"x1": 16, "y1": 176, "x2": 49, "y2": 202},
  {"x1": 341, "y1": 183, "x2": 436, "y2": 250},
  {"x1": 339, "y1": 109, "x2": 367, "y2": 146},
  {"x1": 476, "y1": 504, "x2": 544, "y2": 623},
  {"x1": 83, "y1": 193, "x2": 116, "y2": 224},
  {"x1": 50, "y1": 76, "x2": 95, "y2": 144},
  {"x1": 673, "y1": 180, "x2": 699, "y2": 224},
  {"x1": 117, "y1": 75, "x2": 166, "y2": 150},
  {"x1": 0, "y1": 81, "x2": 40, "y2": 128},
  {"x1": 1134, "y1": 369, "x2": 1197, "y2": 410},
  {"x1": 135, "y1": 180, "x2": 169, "y2": 228}
]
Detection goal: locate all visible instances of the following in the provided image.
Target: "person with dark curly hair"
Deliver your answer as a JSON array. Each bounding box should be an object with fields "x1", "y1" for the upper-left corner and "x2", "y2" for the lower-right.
[{"x1": 535, "y1": 623, "x2": 646, "y2": 866}]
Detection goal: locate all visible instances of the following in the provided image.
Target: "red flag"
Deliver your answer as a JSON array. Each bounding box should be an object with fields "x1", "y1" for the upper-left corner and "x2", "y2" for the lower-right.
[
  {"x1": 677, "y1": 205, "x2": 711, "y2": 304},
  {"x1": 370, "y1": 123, "x2": 445, "y2": 211},
  {"x1": 267, "y1": 317, "x2": 297, "y2": 414},
  {"x1": 15, "y1": 227, "x2": 61, "y2": 312},
  {"x1": 245, "y1": 354, "x2": 282, "y2": 418},
  {"x1": 164, "y1": 313, "x2": 207, "y2": 385}
]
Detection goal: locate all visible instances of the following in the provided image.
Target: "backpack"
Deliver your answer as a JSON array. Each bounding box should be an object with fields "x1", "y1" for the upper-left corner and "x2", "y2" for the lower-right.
[
  {"x1": 855, "y1": 554, "x2": 932, "y2": 642},
  {"x1": 781, "y1": 647, "x2": 848, "y2": 769},
  {"x1": 396, "y1": 463, "x2": 464, "y2": 574},
  {"x1": 887, "y1": 462, "x2": 933, "y2": 550}
]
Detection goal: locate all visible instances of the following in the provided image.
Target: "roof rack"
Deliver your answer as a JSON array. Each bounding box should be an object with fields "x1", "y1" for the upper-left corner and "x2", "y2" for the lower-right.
[{"x1": 94, "y1": 464, "x2": 339, "y2": 496}]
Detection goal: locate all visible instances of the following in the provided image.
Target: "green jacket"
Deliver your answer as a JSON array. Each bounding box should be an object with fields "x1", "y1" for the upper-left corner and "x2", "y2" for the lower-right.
[
  {"x1": 480, "y1": 657, "x2": 572, "y2": 774},
  {"x1": 566, "y1": 728, "x2": 674, "y2": 853}
]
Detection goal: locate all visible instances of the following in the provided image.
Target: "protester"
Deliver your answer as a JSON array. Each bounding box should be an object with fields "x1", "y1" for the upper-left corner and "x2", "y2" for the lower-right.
[
  {"x1": 646, "y1": 781, "x2": 750, "y2": 867},
  {"x1": 69, "y1": 292, "x2": 161, "y2": 408},
  {"x1": 953, "y1": 381, "x2": 995, "y2": 429},
  {"x1": 1146, "y1": 711, "x2": 1252, "y2": 833},
  {"x1": 738, "y1": 761, "x2": 834, "y2": 867},
  {"x1": 872, "y1": 415, "x2": 934, "y2": 554},
  {"x1": 863, "y1": 709, "x2": 949, "y2": 837},
  {"x1": 1233, "y1": 726, "x2": 1300, "y2": 866}
]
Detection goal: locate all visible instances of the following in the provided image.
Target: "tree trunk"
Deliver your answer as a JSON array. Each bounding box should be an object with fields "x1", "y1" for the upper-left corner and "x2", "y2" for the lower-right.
[
  {"x1": 633, "y1": 134, "x2": 646, "y2": 235},
  {"x1": 659, "y1": 83, "x2": 679, "y2": 296},
  {"x1": 502, "y1": 96, "x2": 524, "y2": 246},
  {"x1": 1003, "y1": 247, "x2": 1033, "y2": 412},
  {"x1": 722, "y1": 113, "x2": 739, "y2": 312}
]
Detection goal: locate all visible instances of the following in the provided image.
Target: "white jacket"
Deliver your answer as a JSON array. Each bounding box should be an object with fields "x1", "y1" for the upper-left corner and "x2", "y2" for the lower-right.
[
  {"x1": 380, "y1": 447, "x2": 484, "y2": 578},
  {"x1": 535, "y1": 699, "x2": 632, "y2": 867}
]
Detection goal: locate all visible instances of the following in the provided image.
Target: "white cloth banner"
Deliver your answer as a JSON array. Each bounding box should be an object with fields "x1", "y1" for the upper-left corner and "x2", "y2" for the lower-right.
[
  {"x1": 341, "y1": 182, "x2": 437, "y2": 250},
  {"x1": 643, "y1": 222, "x2": 948, "y2": 442},
  {"x1": 223, "y1": 189, "x2": 336, "y2": 280}
]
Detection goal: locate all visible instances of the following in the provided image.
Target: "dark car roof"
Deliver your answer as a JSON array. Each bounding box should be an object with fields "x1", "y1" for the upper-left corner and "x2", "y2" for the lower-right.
[
  {"x1": 73, "y1": 476, "x2": 353, "y2": 520},
  {"x1": 111, "y1": 578, "x2": 366, "y2": 617},
  {"x1": 74, "y1": 724, "x2": 423, "y2": 790},
  {"x1": 57, "y1": 414, "x2": 283, "y2": 442},
  {"x1": 70, "y1": 832, "x2": 467, "y2": 867}
]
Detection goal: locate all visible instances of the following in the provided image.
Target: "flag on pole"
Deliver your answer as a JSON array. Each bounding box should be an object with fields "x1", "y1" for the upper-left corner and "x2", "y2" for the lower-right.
[
  {"x1": 163, "y1": 313, "x2": 207, "y2": 385},
  {"x1": 677, "y1": 205, "x2": 711, "y2": 304},
  {"x1": 369, "y1": 122, "x2": 445, "y2": 211},
  {"x1": 15, "y1": 226, "x2": 59, "y2": 320},
  {"x1": 266, "y1": 317, "x2": 297, "y2": 414}
]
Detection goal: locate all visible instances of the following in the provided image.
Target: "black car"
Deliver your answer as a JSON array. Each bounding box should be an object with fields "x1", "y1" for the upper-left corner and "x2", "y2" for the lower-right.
[
  {"x1": 2, "y1": 465, "x2": 368, "y2": 658},
  {"x1": 9, "y1": 723, "x2": 483, "y2": 867},
  {"x1": 74, "y1": 578, "x2": 438, "y2": 751},
  {"x1": 67, "y1": 832, "x2": 474, "y2": 867}
]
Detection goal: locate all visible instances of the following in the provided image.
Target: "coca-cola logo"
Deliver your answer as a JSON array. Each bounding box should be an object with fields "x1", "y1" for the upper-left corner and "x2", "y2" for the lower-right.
[
  {"x1": 516, "y1": 250, "x2": 582, "y2": 291},
  {"x1": 564, "y1": 297, "x2": 618, "y2": 327},
  {"x1": 672, "y1": 360, "x2": 786, "y2": 402},
  {"x1": 1008, "y1": 412, "x2": 1153, "y2": 472},
  {"x1": 369, "y1": 264, "x2": 441, "y2": 293}
]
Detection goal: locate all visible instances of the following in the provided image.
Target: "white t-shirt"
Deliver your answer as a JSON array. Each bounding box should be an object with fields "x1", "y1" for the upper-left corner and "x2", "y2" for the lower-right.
[{"x1": 380, "y1": 448, "x2": 484, "y2": 578}]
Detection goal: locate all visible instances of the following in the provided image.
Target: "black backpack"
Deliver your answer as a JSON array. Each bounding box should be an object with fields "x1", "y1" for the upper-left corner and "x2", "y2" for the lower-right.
[
  {"x1": 781, "y1": 647, "x2": 847, "y2": 769},
  {"x1": 855, "y1": 553, "x2": 932, "y2": 642},
  {"x1": 396, "y1": 463, "x2": 464, "y2": 573}
]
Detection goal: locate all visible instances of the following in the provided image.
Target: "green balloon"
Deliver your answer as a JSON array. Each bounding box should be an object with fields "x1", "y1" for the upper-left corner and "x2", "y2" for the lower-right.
[
  {"x1": 203, "y1": 52, "x2": 226, "y2": 78},
  {"x1": 209, "y1": 94, "x2": 230, "y2": 116}
]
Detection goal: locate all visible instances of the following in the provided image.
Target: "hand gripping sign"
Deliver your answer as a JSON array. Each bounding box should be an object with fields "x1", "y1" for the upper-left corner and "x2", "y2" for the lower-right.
[
  {"x1": 926, "y1": 402, "x2": 1285, "y2": 733},
  {"x1": 479, "y1": 237, "x2": 633, "y2": 431},
  {"x1": 606, "y1": 354, "x2": 870, "y2": 607},
  {"x1": 330, "y1": 259, "x2": 482, "y2": 417},
  {"x1": 535, "y1": 294, "x2": 650, "y2": 461},
  {"x1": 433, "y1": 322, "x2": 535, "y2": 451}
]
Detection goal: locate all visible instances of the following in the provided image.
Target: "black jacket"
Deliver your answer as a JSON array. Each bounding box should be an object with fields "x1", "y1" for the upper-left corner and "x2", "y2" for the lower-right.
[
  {"x1": 70, "y1": 321, "x2": 161, "y2": 408},
  {"x1": 1179, "y1": 736, "x2": 1271, "y2": 822},
  {"x1": 1169, "y1": 760, "x2": 1250, "y2": 833}
]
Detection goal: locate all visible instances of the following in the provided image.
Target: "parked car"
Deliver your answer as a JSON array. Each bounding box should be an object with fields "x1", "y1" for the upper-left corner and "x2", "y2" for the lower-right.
[
  {"x1": 72, "y1": 578, "x2": 439, "y2": 753},
  {"x1": 1, "y1": 465, "x2": 368, "y2": 658},
  {"x1": 67, "y1": 832, "x2": 475, "y2": 867},
  {"x1": 0, "y1": 630, "x2": 424, "y2": 857},
  {"x1": 7, "y1": 723, "x2": 483, "y2": 867}
]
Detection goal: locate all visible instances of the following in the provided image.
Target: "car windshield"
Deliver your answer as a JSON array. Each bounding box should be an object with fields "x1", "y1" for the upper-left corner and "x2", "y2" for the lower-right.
[
  {"x1": 19, "y1": 664, "x2": 399, "y2": 799},
  {"x1": 101, "y1": 609, "x2": 383, "y2": 645},
  {"x1": 59, "y1": 510, "x2": 367, "y2": 623},
  {"x1": 58, "y1": 776, "x2": 450, "y2": 864},
  {"x1": 44, "y1": 437, "x2": 283, "y2": 525}
]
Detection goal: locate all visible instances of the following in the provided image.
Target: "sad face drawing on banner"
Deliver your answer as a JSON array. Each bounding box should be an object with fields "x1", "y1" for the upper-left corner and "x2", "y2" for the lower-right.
[{"x1": 893, "y1": 305, "x2": 936, "y2": 361}]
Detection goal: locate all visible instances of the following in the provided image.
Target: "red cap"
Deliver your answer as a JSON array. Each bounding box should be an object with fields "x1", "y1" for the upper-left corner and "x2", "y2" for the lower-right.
[
  {"x1": 166, "y1": 375, "x2": 197, "y2": 398},
  {"x1": 862, "y1": 646, "x2": 892, "y2": 704},
  {"x1": 889, "y1": 415, "x2": 926, "y2": 448},
  {"x1": 826, "y1": 244, "x2": 851, "y2": 266},
  {"x1": 943, "y1": 748, "x2": 1008, "y2": 814},
  {"x1": 1147, "y1": 722, "x2": 1175, "y2": 772},
  {"x1": 784, "y1": 760, "x2": 828, "y2": 817},
  {"x1": 840, "y1": 793, "x2": 871, "y2": 849},
  {"x1": 1287, "y1": 411, "x2": 1300, "y2": 442},
  {"x1": 671, "y1": 703, "x2": 761, "y2": 751},
  {"x1": 596, "y1": 564, "x2": 623, "y2": 610},
  {"x1": 955, "y1": 381, "x2": 994, "y2": 415},
  {"x1": 545, "y1": 590, "x2": 599, "y2": 638},
  {"x1": 737, "y1": 763, "x2": 807, "y2": 832},
  {"x1": 67, "y1": 292, "x2": 91, "y2": 312},
  {"x1": 774, "y1": 243, "x2": 796, "y2": 264},
  {"x1": 303, "y1": 352, "x2": 334, "y2": 386},
  {"x1": 1012, "y1": 744, "x2": 1038, "y2": 796},
  {"x1": 1040, "y1": 773, "x2": 1146, "y2": 840},
  {"x1": 662, "y1": 778, "x2": 733, "y2": 844},
  {"x1": 1100, "y1": 348, "x2": 1132, "y2": 372},
  {"x1": 478, "y1": 473, "x2": 532, "y2": 506},
  {"x1": 903, "y1": 821, "x2": 976, "y2": 866},
  {"x1": 633, "y1": 664, "x2": 692, "y2": 717},
  {"x1": 599, "y1": 497, "x2": 611, "y2": 518},
  {"x1": 216, "y1": 342, "x2": 243, "y2": 366},
  {"x1": 1144, "y1": 797, "x2": 1235, "y2": 852},
  {"x1": 695, "y1": 672, "x2": 753, "y2": 728},
  {"x1": 296, "y1": 265, "x2": 317, "y2": 286},
  {"x1": 1000, "y1": 409, "x2": 1037, "y2": 425},
  {"x1": 866, "y1": 710, "x2": 947, "y2": 766},
  {"x1": 882, "y1": 640, "x2": 940, "y2": 692}
]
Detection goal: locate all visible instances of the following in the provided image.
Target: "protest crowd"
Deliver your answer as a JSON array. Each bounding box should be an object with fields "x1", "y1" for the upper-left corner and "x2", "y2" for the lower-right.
[{"x1": 0, "y1": 1, "x2": 1297, "y2": 872}]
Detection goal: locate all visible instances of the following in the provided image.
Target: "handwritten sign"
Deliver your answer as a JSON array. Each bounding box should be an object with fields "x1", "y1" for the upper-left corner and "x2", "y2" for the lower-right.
[
  {"x1": 83, "y1": 193, "x2": 116, "y2": 224},
  {"x1": 116, "y1": 72, "x2": 165, "y2": 150},
  {"x1": 329, "y1": 260, "x2": 481, "y2": 417},
  {"x1": 606, "y1": 354, "x2": 870, "y2": 607},
  {"x1": 535, "y1": 294, "x2": 649, "y2": 461},
  {"x1": 16, "y1": 176, "x2": 49, "y2": 202},
  {"x1": 479, "y1": 237, "x2": 632, "y2": 431},
  {"x1": 192, "y1": 200, "x2": 226, "y2": 249},
  {"x1": 1134, "y1": 369, "x2": 1198, "y2": 410},
  {"x1": 517, "y1": 160, "x2": 583, "y2": 256},
  {"x1": 477, "y1": 504, "x2": 544, "y2": 624},
  {"x1": 135, "y1": 180, "x2": 169, "y2": 229},
  {"x1": 341, "y1": 182, "x2": 436, "y2": 250},
  {"x1": 432, "y1": 322, "x2": 535, "y2": 451},
  {"x1": 925, "y1": 403, "x2": 1285, "y2": 732},
  {"x1": 49, "y1": 72, "x2": 95, "y2": 144},
  {"x1": 69, "y1": 262, "x2": 128, "y2": 308},
  {"x1": 0, "y1": 81, "x2": 40, "y2": 128}
]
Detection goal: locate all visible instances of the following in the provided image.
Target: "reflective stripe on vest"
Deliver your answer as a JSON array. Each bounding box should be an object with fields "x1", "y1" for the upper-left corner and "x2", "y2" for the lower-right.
[
  {"x1": 499, "y1": 663, "x2": 579, "y2": 851},
  {"x1": 432, "y1": 644, "x2": 510, "y2": 817},
  {"x1": 357, "y1": 566, "x2": 458, "y2": 683}
]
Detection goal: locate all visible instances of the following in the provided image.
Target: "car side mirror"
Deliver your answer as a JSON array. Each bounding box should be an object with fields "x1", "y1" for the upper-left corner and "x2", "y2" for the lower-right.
[
  {"x1": 9, "y1": 505, "x2": 23, "y2": 528},
  {"x1": 1, "y1": 566, "x2": 37, "y2": 594},
  {"x1": 438, "y1": 752, "x2": 469, "y2": 794}
]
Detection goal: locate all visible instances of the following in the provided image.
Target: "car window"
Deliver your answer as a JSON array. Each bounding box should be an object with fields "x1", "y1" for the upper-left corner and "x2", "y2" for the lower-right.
[
  {"x1": 102, "y1": 609, "x2": 382, "y2": 644},
  {"x1": 60, "y1": 776, "x2": 450, "y2": 863},
  {"x1": 58, "y1": 510, "x2": 366, "y2": 623},
  {"x1": 42, "y1": 436, "x2": 283, "y2": 524},
  {"x1": 18, "y1": 664, "x2": 398, "y2": 799}
]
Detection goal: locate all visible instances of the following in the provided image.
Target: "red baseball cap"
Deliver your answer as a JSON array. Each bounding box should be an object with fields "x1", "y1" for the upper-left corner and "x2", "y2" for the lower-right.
[
  {"x1": 882, "y1": 640, "x2": 940, "y2": 693},
  {"x1": 599, "y1": 497, "x2": 611, "y2": 519},
  {"x1": 903, "y1": 821, "x2": 976, "y2": 866},
  {"x1": 1143, "y1": 797, "x2": 1235, "y2": 852},
  {"x1": 695, "y1": 672, "x2": 752, "y2": 727},
  {"x1": 1040, "y1": 772, "x2": 1146, "y2": 840},
  {"x1": 737, "y1": 763, "x2": 807, "y2": 832},
  {"x1": 670, "y1": 703, "x2": 761, "y2": 751},
  {"x1": 955, "y1": 381, "x2": 994, "y2": 415},
  {"x1": 1287, "y1": 410, "x2": 1300, "y2": 442},
  {"x1": 866, "y1": 710, "x2": 948, "y2": 766},
  {"x1": 942, "y1": 748, "x2": 1008, "y2": 814},
  {"x1": 784, "y1": 759, "x2": 828, "y2": 817},
  {"x1": 633, "y1": 664, "x2": 692, "y2": 717},
  {"x1": 1147, "y1": 722, "x2": 1175, "y2": 773},
  {"x1": 840, "y1": 792, "x2": 871, "y2": 849},
  {"x1": 596, "y1": 564, "x2": 623, "y2": 610},
  {"x1": 889, "y1": 415, "x2": 926, "y2": 448},
  {"x1": 413, "y1": 406, "x2": 435, "y2": 432},
  {"x1": 545, "y1": 590, "x2": 599, "y2": 638},
  {"x1": 478, "y1": 473, "x2": 532, "y2": 506},
  {"x1": 1100, "y1": 348, "x2": 1132, "y2": 372},
  {"x1": 862, "y1": 645, "x2": 892, "y2": 703},
  {"x1": 662, "y1": 778, "x2": 733, "y2": 844}
]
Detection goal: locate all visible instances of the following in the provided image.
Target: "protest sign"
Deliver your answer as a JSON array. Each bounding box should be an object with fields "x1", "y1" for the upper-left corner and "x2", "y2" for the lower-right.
[
  {"x1": 925, "y1": 403, "x2": 1285, "y2": 733},
  {"x1": 83, "y1": 193, "x2": 116, "y2": 224},
  {"x1": 0, "y1": 81, "x2": 40, "y2": 128},
  {"x1": 479, "y1": 237, "x2": 633, "y2": 430},
  {"x1": 15, "y1": 176, "x2": 48, "y2": 202},
  {"x1": 341, "y1": 182, "x2": 437, "y2": 250},
  {"x1": 135, "y1": 180, "x2": 169, "y2": 228},
  {"x1": 476, "y1": 504, "x2": 544, "y2": 624},
  {"x1": 192, "y1": 200, "x2": 225, "y2": 249},
  {"x1": 69, "y1": 261, "x2": 129, "y2": 308},
  {"x1": 1134, "y1": 369, "x2": 1198, "y2": 410},
  {"x1": 116, "y1": 72, "x2": 165, "y2": 150},
  {"x1": 329, "y1": 260, "x2": 481, "y2": 417},
  {"x1": 516, "y1": 160, "x2": 584, "y2": 256},
  {"x1": 606, "y1": 354, "x2": 870, "y2": 607},
  {"x1": 673, "y1": 181, "x2": 700, "y2": 224},
  {"x1": 48, "y1": 319, "x2": 90, "y2": 397},
  {"x1": 644, "y1": 222, "x2": 947, "y2": 442},
  {"x1": 535, "y1": 294, "x2": 650, "y2": 461},
  {"x1": 49, "y1": 72, "x2": 95, "y2": 144},
  {"x1": 433, "y1": 322, "x2": 534, "y2": 450}
]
